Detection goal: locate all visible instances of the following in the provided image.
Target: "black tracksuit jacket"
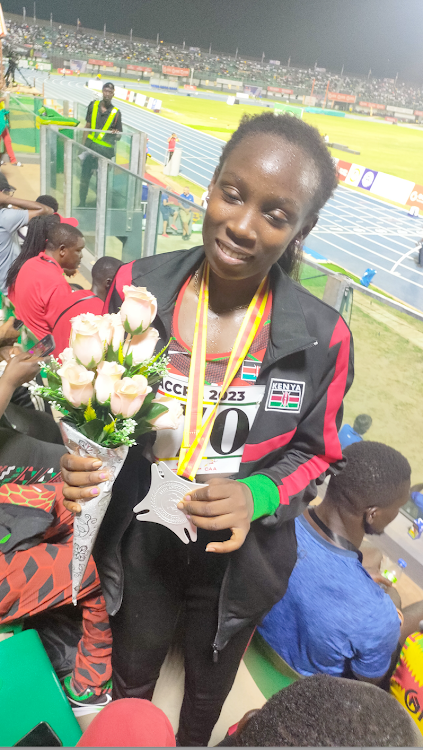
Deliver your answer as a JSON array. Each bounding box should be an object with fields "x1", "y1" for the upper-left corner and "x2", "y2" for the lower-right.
[{"x1": 94, "y1": 246, "x2": 354, "y2": 654}]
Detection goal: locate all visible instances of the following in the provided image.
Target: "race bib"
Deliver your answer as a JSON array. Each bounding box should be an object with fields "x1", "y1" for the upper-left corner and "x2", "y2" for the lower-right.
[{"x1": 153, "y1": 373, "x2": 265, "y2": 475}]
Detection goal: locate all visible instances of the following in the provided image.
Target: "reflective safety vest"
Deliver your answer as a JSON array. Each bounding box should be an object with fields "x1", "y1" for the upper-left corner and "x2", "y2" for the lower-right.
[{"x1": 87, "y1": 100, "x2": 119, "y2": 148}]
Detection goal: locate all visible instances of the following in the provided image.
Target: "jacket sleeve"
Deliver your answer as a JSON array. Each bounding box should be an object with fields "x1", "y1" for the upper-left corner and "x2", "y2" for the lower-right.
[{"x1": 238, "y1": 316, "x2": 354, "y2": 520}]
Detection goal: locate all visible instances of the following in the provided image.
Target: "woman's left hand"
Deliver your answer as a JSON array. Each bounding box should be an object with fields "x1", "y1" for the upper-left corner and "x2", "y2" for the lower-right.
[{"x1": 178, "y1": 478, "x2": 254, "y2": 553}]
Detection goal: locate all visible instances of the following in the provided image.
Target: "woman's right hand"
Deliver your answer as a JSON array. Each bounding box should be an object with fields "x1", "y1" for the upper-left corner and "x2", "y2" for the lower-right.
[{"x1": 61, "y1": 454, "x2": 110, "y2": 514}]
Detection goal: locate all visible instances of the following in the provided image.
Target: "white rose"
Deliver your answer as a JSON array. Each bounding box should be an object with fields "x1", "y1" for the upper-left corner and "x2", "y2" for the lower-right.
[
  {"x1": 97, "y1": 314, "x2": 114, "y2": 347},
  {"x1": 70, "y1": 313, "x2": 104, "y2": 369},
  {"x1": 120, "y1": 285, "x2": 157, "y2": 335},
  {"x1": 124, "y1": 327, "x2": 159, "y2": 365},
  {"x1": 58, "y1": 347, "x2": 75, "y2": 365},
  {"x1": 58, "y1": 361, "x2": 95, "y2": 408},
  {"x1": 150, "y1": 395, "x2": 183, "y2": 430},
  {"x1": 109, "y1": 312, "x2": 125, "y2": 352},
  {"x1": 95, "y1": 360, "x2": 126, "y2": 404},
  {"x1": 110, "y1": 374, "x2": 152, "y2": 418}
]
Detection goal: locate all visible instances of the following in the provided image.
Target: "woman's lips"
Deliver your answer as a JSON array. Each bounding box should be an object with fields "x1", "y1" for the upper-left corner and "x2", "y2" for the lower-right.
[{"x1": 215, "y1": 238, "x2": 252, "y2": 264}]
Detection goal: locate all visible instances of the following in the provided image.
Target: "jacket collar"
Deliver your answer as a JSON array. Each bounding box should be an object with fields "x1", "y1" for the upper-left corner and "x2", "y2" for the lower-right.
[{"x1": 135, "y1": 246, "x2": 315, "y2": 366}]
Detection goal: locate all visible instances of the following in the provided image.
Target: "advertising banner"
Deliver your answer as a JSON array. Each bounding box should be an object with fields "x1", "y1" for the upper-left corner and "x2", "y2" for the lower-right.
[
  {"x1": 267, "y1": 86, "x2": 293, "y2": 94},
  {"x1": 336, "y1": 160, "x2": 352, "y2": 181},
  {"x1": 88, "y1": 59, "x2": 113, "y2": 67},
  {"x1": 414, "y1": 110, "x2": 423, "y2": 117},
  {"x1": 217, "y1": 77, "x2": 243, "y2": 87},
  {"x1": 370, "y1": 172, "x2": 415, "y2": 205},
  {"x1": 386, "y1": 105, "x2": 413, "y2": 115},
  {"x1": 406, "y1": 184, "x2": 423, "y2": 211},
  {"x1": 127, "y1": 64, "x2": 152, "y2": 72},
  {"x1": 244, "y1": 85, "x2": 262, "y2": 96},
  {"x1": 35, "y1": 61, "x2": 52, "y2": 71},
  {"x1": 385, "y1": 116, "x2": 397, "y2": 123},
  {"x1": 70, "y1": 59, "x2": 87, "y2": 73},
  {"x1": 328, "y1": 92, "x2": 356, "y2": 103},
  {"x1": 358, "y1": 169, "x2": 378, "y2": 191},
  {"x1": 162, "y1": 65, "x2": 189, "y2": 76},
  {"x1": 344, "y1": 163, "x2": 366, "y2": 186},
  {"x1": 359, "y1": 101, "x2": 386, "y2": 110},
  {"x1": 269, "y1": 60, "x2": 281, "y2": 65},
  {"x1": 135, "y1": 93, "x2": 147, "y2": 107},
  {"x1": 184, "y1": 84, "x2": 197, "y2": 91},
  {"x1": 147, "y1": 98, "x2": 162, "y2": 111}
]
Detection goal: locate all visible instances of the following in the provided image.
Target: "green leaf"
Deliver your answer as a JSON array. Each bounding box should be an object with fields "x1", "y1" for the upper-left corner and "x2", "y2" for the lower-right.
[
  {"x1": 118, "y1": 342, "x2": 124, "y2": 365},
  {"x1": 149, "y1": 340, "x2": 170, "y2": 363},
  {"x1": 103, "y1": 419, "x2": 116, "y2": 435},
  {"x1": 79, "y1": 419, "x2": 106, "y2": 443},
  {"x1": 145, "y1": 403, "x2": 168, "y2": 420},
  {"x1": 124, "y1": 351, "x2": 133, "y2": 369},
  {"x1": 47, "y1": 370, "x2": 62, "y2": 389},
  {"x1": 84, "y1": 399, "x2": 97, "y2": 422}
]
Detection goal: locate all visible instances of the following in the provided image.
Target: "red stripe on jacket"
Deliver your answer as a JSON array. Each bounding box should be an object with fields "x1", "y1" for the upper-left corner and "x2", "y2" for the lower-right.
[
  {"x1": 278, "y1": 317, "x2": 351, "y2": 505},
  {"x1": 242, "y1": 428, "x2": 297, "y2": 463},
  {"x1": 103, "y1": 261, "x2": 135, "y2": 314}
]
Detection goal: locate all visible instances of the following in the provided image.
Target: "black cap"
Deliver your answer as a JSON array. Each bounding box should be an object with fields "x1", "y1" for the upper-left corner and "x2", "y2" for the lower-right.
[
  {"x1": 0, "y1": 173, "x2": 15, "y2": 192},
  {"x1": 102, "y1": 82, "x2": 115, "y2": 90}
]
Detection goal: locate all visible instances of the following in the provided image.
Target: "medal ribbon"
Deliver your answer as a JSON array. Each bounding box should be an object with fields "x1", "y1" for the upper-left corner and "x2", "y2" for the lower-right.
[{"x1": 177, "y1": 261, "x2": 269, "y2": 481}]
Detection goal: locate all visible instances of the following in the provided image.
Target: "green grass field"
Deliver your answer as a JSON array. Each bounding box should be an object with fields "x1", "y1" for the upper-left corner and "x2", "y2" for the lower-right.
[{"x1": 149, "y1": 91, "x2": 423, "y2": 183}]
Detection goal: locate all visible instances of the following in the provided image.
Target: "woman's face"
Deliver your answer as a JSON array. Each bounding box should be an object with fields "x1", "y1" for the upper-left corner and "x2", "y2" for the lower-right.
[{"x1": 203, "y1": 133, "x2": 320, "y2": 282}]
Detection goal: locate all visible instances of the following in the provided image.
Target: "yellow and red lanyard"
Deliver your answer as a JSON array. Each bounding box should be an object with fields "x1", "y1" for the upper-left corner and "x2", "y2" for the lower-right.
[{"x1": 177, "y1": 261, "x2": 269, "y2": 481}]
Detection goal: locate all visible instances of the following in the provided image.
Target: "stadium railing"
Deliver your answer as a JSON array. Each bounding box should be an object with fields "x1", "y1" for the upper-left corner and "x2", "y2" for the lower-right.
[{"x1": 40, "y1": 123, "x2": 423, "y2": 512}]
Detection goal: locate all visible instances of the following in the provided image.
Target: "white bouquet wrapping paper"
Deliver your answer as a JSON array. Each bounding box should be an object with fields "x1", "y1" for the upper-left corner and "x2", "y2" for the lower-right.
[{"x1": 60, "y1": 421, "x2": 128, "y2": 604}]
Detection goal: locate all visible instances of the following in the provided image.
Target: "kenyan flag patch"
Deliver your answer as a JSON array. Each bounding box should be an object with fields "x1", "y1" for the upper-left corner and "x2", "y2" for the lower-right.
[
  {"x1": 265, "y1": 378, "x2": 305, "y2": 413},
  {"x1": 241, "y1": 359, "x2": 261, "y2": 382}
]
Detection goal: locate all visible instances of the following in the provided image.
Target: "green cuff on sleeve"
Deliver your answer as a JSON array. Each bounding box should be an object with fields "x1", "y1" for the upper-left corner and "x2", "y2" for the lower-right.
[{"x1": 237, "y1": 474, "x2": 280, "y2": 521}]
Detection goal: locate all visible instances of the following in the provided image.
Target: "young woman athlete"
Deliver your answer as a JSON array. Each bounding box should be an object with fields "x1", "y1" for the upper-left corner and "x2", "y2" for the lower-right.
[{"x1": 61, "y1": 113, "x2": 354, "y2": 746}]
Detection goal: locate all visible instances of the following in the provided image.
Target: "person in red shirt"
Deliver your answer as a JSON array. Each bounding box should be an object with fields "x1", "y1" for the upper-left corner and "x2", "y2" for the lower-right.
[
  {"x1": 167, "y1": 132, "x2": 179, "y2": 162},
  {"x1": 51, "y1": 256, "x2": 123, "y2": 357},
  {"x1": 7, "y1": 216, "x2": 84, "y2": 341}
]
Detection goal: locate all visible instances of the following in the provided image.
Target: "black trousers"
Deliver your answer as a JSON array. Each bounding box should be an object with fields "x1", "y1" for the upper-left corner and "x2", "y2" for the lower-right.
[
  {"x1": 110, "y1": 519, "x2": 255, "y2": 746},
  {"x1": 79, "y1": 152, "x2": 98, "y2": 207}
]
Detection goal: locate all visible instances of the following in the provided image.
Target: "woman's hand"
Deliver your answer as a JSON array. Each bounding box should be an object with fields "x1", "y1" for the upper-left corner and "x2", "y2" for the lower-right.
[
  {"x1": 61, "y1": 454, "x2": 110, "y2": 514},
  {"x1": 2, "y1": 350, "x2": 41, "y2": 389},
  {"x1": 177, "y1": 477, "x2": 254, "y2": 553},
  {"x1": 0, "y1": 317, "x2": 19, "y2": 348}
]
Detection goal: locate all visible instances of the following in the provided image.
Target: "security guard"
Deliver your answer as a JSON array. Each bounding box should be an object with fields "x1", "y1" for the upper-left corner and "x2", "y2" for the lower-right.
[{"x1": 79, "y1": 82, "x2": 123, "y2": 207}]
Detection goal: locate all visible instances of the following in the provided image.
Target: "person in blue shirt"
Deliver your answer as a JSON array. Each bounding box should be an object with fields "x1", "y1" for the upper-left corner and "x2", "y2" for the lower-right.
[
  {"x1": 178, "y1": 186, "x2": 195, "y2": 240},
  {"x1": 258, "y1": 441, "x2": 422, "y2": 686},
  {"x1": 338, "y1": 413, "x2": 372, "y2": 450}
]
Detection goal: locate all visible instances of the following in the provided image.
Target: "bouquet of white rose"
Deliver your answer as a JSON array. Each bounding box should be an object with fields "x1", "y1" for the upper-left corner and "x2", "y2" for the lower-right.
[{"x1": 33, "y1": 285, "x2": 182, "y2": 603}]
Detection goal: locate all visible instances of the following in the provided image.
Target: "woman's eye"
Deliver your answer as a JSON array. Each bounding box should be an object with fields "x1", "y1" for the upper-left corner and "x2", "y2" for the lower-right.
[
  {"x1": 267, "y1": 212, "x2": 287, "y2": 225},
  {"x1": 222, "y1": 189, "x2": 240, "y2": 202}
]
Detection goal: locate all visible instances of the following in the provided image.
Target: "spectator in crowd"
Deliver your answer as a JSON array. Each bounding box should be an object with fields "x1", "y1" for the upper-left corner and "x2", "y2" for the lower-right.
[
  {"x1": 17, "y1": 194, "x2": 79, "y2": 245},
  {"x1": 0, "y1": 92, "x2": 22, "y2": 167},
  {"x1": 51, "y1": 256, "x2": 123, "y2": 357},
  {"x1": 201, "y1": 183, "x2": 211, "y2": 209},
  {"x1": 7, "y1": 217, "x2": 84, "y2": 342},
  {"x1": 0, "y1": 175, "x2": 53, "y2": 293},
  {"x1": 225, "y1": 675, "x2": 421, "y2": 747},
  {"x1": 177, "y1": 186, "x2": 195, "y2": 240},
  {"x1": 166, "y1": 132, "x2": 179, "y2": 162},
  {"x1": 259, "y1": 441, "x2": 423, "y2": 686},
  {"x1": 75, "y1": 675, "x2": 420, "y2": 747},
  {"x1": 0, "y1": 341, "x2": 65, "y2": 480},
  {"x1": 160, "y1": 192, "x2": 178, "y2": 238},
  {"x1": 79, "y1": 82, "x2": 122, "y2": 208},
  {"x1": 0, "y1": 463, "x2": 112, "y2": 713},
  {"x1": 338, "y1": 412, "x2": 372, "y2": 450}
]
